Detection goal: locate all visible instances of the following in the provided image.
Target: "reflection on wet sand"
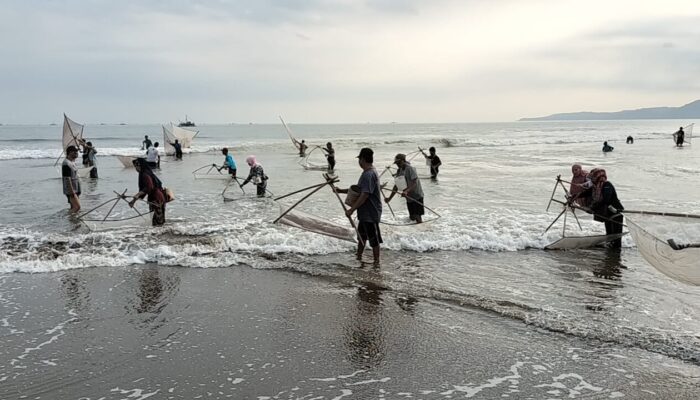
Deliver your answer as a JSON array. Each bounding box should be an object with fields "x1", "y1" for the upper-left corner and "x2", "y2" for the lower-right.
[
  {"x1": 344, "y1": 277, "x2": 387, "y2": 370},
  {"x1": 129, "y1": 266, "x2": 180, "y2": 331},
  {"x1": 60, "y1": 272, "x2": 90, "y2": 314}
]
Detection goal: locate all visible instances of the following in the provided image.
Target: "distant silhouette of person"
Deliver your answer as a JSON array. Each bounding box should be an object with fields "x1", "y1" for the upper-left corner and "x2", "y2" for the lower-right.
[
  {"x1": 674, "y1": 126, "x2": 685, "y2": 147},
  {"x1": 142, "y1": 135, "x2": 152, "y2": 150},
  {"x1": 626, "y1": 135, "x2": 634, "y2": 144},
  {"x1": 298, "y1": 140, "x2": 308, "y2": 157},
  {"x1": 602, "y1": 141, "x2": 614, "y2": 152}
]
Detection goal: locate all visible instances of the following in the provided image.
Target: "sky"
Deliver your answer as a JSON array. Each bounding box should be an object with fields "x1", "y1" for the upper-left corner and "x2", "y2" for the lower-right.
[{"x1": 1, "y1": 0, "x2": 700, "y2": 123}]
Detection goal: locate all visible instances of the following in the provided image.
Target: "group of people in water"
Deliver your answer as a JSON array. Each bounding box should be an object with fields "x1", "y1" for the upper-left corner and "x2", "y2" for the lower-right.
[{"x1": 568, "y1": 164, "x2": 625, "y2": 248}]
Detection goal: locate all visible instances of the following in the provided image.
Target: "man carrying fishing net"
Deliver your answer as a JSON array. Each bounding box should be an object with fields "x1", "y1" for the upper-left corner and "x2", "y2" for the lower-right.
[
  {"x1": 334, "y1": 147, "x2": 383, "y2": 265},
  {"x1": 385, "y1": 153, "x2": 425, "y2": 223}
]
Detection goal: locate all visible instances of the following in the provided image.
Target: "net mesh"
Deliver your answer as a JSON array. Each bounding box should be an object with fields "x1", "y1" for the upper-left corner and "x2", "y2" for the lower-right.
[
  {"x1": 62, "y1": 114, "x2": 84, "y2": 150},
  {"x1": 276, "y1": 205, "x2": 356, "y2": 243},
  {"x1": 163, "y1": 123, "x2": 198, "y2": 155},
  {"x1": 626, "y1": 216, "x2": 700, "y2": 285},
  {"x1": 672, "y1": 123, "x2": 693, "y2": 145}
]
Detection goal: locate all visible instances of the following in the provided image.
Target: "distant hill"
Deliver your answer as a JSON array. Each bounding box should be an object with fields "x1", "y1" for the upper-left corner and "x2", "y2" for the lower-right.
[{"x1": 520, "y1": 100, "x2": 700, "y2": 121}]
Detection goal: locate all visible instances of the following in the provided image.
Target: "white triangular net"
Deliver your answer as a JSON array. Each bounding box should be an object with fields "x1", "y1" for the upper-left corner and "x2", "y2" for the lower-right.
[
  {"x1": 62, "y1": 114, "x2": 84, "y2": 150},
  {"x1": 627, "y1": 215, "x2": 700, "y2": 285},
  {"x1": 162, "y1": 123, "x2": 197, "y2": 155},
  {"x1": 276, "y1": 204, "x2": 355, "y2": 243}
]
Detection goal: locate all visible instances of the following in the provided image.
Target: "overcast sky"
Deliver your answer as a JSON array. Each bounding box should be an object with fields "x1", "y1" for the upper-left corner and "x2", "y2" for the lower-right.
[{"x1": 1, "y1": 0, "x2": 699, "y2": 123}]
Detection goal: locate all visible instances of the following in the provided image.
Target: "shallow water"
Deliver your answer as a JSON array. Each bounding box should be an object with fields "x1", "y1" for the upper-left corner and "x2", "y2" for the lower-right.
[{"x1": 1, "y1": 120, "x2": 700, "y2": 397}]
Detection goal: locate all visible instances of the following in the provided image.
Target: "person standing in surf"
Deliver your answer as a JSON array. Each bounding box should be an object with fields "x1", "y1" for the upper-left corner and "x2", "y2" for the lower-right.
[
  {"x1": 385, "y1": 153, "x2": 425, "y2": 223},
  {"x1": 146, "y1": 142, "x2": 160, "y2": 169},
  {"x1": 675, "y1": 126, "x2": 685, "y2": 147},
  {"x1": 571, "y1": 168, "x2": 624, "y2": 248},
  {"x1": 602, "y1": 141, "x2": 614, "y2": 152},
  {"x1": 240, "y1": 155, "x2": 268, "y2": 197},
  {"x1": 322, "y1": 142, "x2": 336, "y2": 172},
  {"x1": 168, "y1": 139, "x2": 183, "y2": 160},
  {"x1": 129, "y1": 158, "x2": 166, "y2": 226},
  {"x1": 299, "y1": 140, "x2": 308, "y2": 157},
  {"x1": 62, "y1": 145, "x2": 81, "y2": 213},
  {"x1": 420, "y1": 146, "x2": 442, "y2": 179},
  {"x1": 334, "y1": 147, "x2": 383, "y2": 265},
  {"x1": 142, "y1": 135, "x2": 152, "y2": 150},
  {"x1": 217, "y1": 148, "x2": 237, "y2": 178},
  {"x1": 568, "y1": 164, "x2": 589, "y2": 207}
]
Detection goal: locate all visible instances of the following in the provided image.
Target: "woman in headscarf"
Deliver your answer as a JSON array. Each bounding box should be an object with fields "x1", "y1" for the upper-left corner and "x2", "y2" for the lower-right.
[
  {"x1": 240, "y1": 155, "x2": 268, "y2": 197},
  {"x1": 568, "y1": 164, "x2": 589, "y2": 206},
  {"x1": 575, "y1": 168, "x2": 624, "y2": 248},
  {"x1": 129, "y1": 158, "x2": 166, "y2": 226}
]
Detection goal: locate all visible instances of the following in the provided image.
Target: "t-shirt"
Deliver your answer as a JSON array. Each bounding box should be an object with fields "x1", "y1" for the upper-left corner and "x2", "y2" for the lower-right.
[
  {"x1": 146, "y1": 147, "x2": 159, "y2": 162},
  {"x1": 225, "y1": 154, "x2": 237, "y2": 170},
  {"x1": 356, "y1": 167, "x2": 382, "y2": 223},
  {"x1": 61, "y1": 159, "x2": 81, "y2": 195},
  {"x1": 396, "y1": 162, "x2": 423, "y2": 202},
  {"x1": 429, "y1": 155, "x2": 441, "y2": 167}
]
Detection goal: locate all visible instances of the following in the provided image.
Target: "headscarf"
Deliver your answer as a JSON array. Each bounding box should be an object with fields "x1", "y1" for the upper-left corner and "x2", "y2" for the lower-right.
[
  {"x1": 569, "y1": 164, "x2": 589, "y2": 196},
  {"x1": 133, "y1": 158, "x2": 163, "y2": 191},
  {"x1": 246, "y1": 155, "x2": 258, "y2": 167},
  {"x1": 589, "y1": 168, "x2": 607, "y2": 202}
]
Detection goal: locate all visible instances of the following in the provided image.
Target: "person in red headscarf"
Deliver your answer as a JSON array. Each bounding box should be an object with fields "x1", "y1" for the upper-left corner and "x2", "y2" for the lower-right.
[
  {"x1": 571, "y1": 168, "x2": 625, "y2": 248},
  {"x1": 568, "y1": 164, "x2": 589, "y2": 207}
]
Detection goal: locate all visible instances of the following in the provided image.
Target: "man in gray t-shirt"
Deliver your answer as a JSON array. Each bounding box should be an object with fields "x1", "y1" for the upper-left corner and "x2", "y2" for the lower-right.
[
  {"x1": 385, "y1": 153, "x2": 425, "y2": 223},
  {"x1": 334, "y1": 147, "x2": 383, "y2": 265}
]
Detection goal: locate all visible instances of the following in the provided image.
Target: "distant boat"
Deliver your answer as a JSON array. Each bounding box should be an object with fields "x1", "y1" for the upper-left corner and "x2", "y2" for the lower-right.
[
  {"x1": 119, "y1": 123, "x2": 127, "y2": 125},
  {"x1": 178, "y1": 115, "x2": 196, "y2": 127}
]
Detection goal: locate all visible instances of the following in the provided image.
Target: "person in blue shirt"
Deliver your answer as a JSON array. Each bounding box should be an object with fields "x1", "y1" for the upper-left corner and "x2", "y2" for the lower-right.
[{"x1": 217, "y1": 148, "x2": 237, "y2": 178}]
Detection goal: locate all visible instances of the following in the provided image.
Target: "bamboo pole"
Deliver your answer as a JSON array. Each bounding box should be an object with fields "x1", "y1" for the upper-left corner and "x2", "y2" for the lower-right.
[
  {"x1": 324, "y1": 173, "x2": 362, "y2": 244},
  {"x1": 380, "y1": 187, "x2": 442, "y2": 218},
  {"x1": 273, "y1": 181, "x2": 330, "y2": 224},
  {"x1": 102, "y1": 189, "x2": 127, "y2": 222},
  {"x1": 623, "y1": 210, "x2": 700, "y2": 219},
  {"x1": 274, "y1": 181, "x2": 332, "y2": 201}
]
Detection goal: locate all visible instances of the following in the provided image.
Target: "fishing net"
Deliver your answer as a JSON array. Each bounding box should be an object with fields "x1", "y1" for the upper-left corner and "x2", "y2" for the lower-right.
[
  {"x1": 163, "y1": 123, "x2": 198, "y2": 155},
  {"x1": 276, "y1": 204, "x2": 356, "y2": 243},
  {"x1": 626, "y1": 215, "x2": 700, "y2": 285},
  {"x1": 62, "y1": 114, "x2": 84, "y2": 151},
  {"x1": 672, "y1": 123, "x2": 693, "y2": 145}
]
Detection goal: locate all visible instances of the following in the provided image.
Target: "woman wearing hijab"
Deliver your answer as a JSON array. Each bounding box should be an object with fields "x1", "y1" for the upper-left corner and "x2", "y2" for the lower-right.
[
  {"x1": 574, "y1": 168, "x2": 625, "y2": 248},
  {"x1": 129, "y1": 158, "x2": 166, "y2": 226},
  {"x1": 568, "y1": 164, "x2": 589, "y2": 207},
  {"x1": 240, "y1": 155, "x2": 268, "y2": 197}
]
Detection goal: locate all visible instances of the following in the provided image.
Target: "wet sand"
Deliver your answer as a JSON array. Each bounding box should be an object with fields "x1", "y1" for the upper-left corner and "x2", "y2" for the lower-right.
[{"x1": 1, "y1": 264, "x2": 698, "y2": 399}]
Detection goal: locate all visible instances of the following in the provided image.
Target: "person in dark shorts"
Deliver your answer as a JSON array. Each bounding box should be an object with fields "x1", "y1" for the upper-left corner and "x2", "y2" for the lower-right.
[
  {"x1": 334, "y1": 147, "x2": 382, "y2": 265},
  {"x1": 217, "y1": 147, "x2": 237, "y2": 178},
  {"x1": 420, "y1": 146, "x2": 442, "y2": 179},
  {"x1": 142, "y1": 135, "x2": 152, "y2": 150},
  {"x1": 385, "y1": 153, "x2": 425, "y2": 223},
  {"x1": 322, "y1": 142, "x2": 336, "y2": 172},
  {"x1": 62, "y1": 145, "x2": 81, "y2": 212}
]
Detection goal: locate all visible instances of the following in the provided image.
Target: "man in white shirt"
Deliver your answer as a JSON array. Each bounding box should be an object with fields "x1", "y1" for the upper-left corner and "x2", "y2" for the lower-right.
[{"x1": 146, "y1": 142, "x2": 160, "y2": 169}]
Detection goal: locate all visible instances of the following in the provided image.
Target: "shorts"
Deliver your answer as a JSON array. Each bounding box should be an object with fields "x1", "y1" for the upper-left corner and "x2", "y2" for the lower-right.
[
  {"x1": 66, "y1": 192, "x2": 81, "y2": 203},
  {"x1": 147, "y1": 161, "x2": 158, "y2": 168},
  {"x1": 228, "y1": 167, "x2": 237, "y2": 176},
  {"x1": 357, "y1": 221, "x2": 382, "y2": 248},
  {"x1": 406, "y1": 198, "x2": 425, "y2": 217}
]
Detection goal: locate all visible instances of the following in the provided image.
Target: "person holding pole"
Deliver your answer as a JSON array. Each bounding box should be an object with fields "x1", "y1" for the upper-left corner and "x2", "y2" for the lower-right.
[
  {"x1": 62, "y1": 145, "x2": 82, "y2": 213},
  {"x1": 569, "y1": 168, "x2": 624, "y2": 248},
  {"x1": 385, "y1": 153, "x2": 424, "y2": 223},
  {"x1": 334, "y1": 147, "x2": 382, "y2": 265}
]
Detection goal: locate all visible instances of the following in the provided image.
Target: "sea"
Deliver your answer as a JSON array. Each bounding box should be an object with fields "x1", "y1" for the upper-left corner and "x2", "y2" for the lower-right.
[{"x1": 0, "y1": 120, "x2": 699, "y2": 399}]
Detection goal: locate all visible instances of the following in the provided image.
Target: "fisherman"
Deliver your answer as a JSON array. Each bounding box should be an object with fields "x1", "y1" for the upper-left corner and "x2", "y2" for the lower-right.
[
  {"x1": 420, "y1": 146, "x2": 442, "y2": 179},
  {"x1": 168, "y1": 139, "x2": 183, "y2": 160},
  {"x1": 626, "y1": 135, "x2": 634, "y2": 144},
  {"x1": 334, "y1": 147, "x2": 382, "y2": 265},
  {"x1": 322, "y1": 142, "x2": 336, "y2": 172},
  {"x1": 129, "y1": 158, "x2": 166, "y2": 226},
  {"x1": 571, "y1": 168, "x2": 625, "y2": 248},
  {"x1": 568, "y1": 163, "x2": 589, "y2": 207},
  {"x1": 674, "y1": 126, "x2": 685, "y2": 147},
  {"x1": 81, "y1": 139, "x2": 90, "y2": 167},
  {"x1": 602, "y1": 141, "x2": 614, "y2": 152},
  {"x1": 85, "y1": 141, "x2": 98, "y2": 178},
  {"x1": 142, "y1": 135, "x2": 152, "y2": 150},
  {"x1": 385, "y1": 153, "x2": 424, "y2": 223},
  {"x1": 217, "y1": 147, "x2": 237, "y2": 178},
  {"x1": 240, "y1": 155, "x2": 268, "y2": 197},
  {"x1": 299, "y1": 140, "x2": 308, "y2": 157},
  {"x1": 62, "y1": 145, "x2": 81, "y2": 212},
  {"x1": 146, "y1": 142, "x2": 160, "y2": 169}
]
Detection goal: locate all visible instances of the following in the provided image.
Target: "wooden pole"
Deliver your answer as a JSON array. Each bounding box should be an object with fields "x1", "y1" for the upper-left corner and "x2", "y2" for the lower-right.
[
  {"x1": 324, "y1": 173, "x2": 362, "y2": 244},
  {"x1": 273, "y1": 181, "x2": 330, "y2": 224},
  {"x1": 274, "y1": 181, "x2": 332, "y2": 201},
  {"x1": 622, "y1": 210, "x2": 700, "y2": 219},
  {"x1": 546, "y1": 175, "x2": 560, "y2": 212},
  {"x1": 102, "y1": 189, "x2": 128, "y2": 222}
]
